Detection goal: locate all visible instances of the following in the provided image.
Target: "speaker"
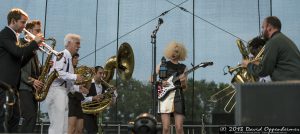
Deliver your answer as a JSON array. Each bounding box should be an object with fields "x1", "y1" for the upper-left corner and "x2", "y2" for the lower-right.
[
  {"x1": 235, "y1": 81, "x2": 300, "y2": 126},
  {"x1": 212, "y1": 113, "x2": 234, "y2": 125}
]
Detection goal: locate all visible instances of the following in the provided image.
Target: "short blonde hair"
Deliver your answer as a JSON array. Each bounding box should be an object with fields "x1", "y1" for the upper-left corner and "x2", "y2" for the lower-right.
[
  {"x1": 164, "y1": 41, "x2": 187, "y2": 61},
  {"x1": 64, "y1": 33, "x2": 80, "y2": 47}
]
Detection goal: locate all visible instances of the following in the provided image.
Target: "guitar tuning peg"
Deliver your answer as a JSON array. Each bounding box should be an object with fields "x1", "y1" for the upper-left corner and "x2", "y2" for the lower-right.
[{"x1": 190, "y1": 63, "x2": 194, "y2": 67}]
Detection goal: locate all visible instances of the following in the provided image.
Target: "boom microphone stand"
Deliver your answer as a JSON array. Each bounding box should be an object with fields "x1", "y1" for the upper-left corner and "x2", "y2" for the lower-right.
[{"x1": 151, "y1": 18, "x2": 163, "y2": 118}]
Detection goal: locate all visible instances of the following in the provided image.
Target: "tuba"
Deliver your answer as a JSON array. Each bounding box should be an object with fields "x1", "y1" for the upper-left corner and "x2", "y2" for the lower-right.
[
  {"x1": 82, "y1": 42, "x2": 134, "y2": 114},
  {"x1": 103, "y1": 42, "x2": 134, "y2": 82},
  {"x1": 34, "y1": 38, "x2": 59, "y2": 101},
  {"x1": 209, "y1": 38, "x2": 265, "y2": 113},
  {"x1": 229, "y1": 39, "x2": 257, "y2": 83}
]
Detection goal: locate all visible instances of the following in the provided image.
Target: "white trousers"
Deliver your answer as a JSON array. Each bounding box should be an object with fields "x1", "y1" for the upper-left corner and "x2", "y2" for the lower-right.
[{"x1": 45, "y1": 86, "x2": 69, "y2": 134}]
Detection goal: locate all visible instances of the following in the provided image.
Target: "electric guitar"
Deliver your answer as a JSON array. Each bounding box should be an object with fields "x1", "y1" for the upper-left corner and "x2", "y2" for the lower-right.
[{"x1": 158, "y1": 62, "x2": 213, "y2": 100}]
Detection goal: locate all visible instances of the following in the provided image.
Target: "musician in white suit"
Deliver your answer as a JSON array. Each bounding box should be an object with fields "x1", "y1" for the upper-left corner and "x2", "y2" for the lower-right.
[
  {"x1": 46, "y1": 33, "x2": 84, "y2": 134},
  {"x1": 156, "y1": 41, "x2": 188, "y2": 134}
]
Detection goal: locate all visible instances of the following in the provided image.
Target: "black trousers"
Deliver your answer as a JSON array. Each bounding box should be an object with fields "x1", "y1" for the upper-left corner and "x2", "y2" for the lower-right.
[
  {"x1": 0, "y1": 89, "x2": 20, "y2": 133},
  {"x1": 83, "y1": 114, "x2": 98, "y2": 134},
  {"x1": 18, "y1": 90, "x2": 37, "y2": 133}
]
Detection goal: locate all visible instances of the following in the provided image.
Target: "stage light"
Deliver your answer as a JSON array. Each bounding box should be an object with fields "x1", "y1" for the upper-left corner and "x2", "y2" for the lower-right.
[{"x1": 132, "y1": 113, "x2": 157, "y2": 134}]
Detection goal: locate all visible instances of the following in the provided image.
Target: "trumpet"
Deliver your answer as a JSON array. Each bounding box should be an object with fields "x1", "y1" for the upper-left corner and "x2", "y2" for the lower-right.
[{"x1": 23, "y1": 29, "x2": 62, "y2": 57}]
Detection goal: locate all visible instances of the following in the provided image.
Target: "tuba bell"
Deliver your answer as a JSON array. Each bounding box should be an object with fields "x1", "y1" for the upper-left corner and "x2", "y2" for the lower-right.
[
  {"x1": 82, "y1": 42, "x2": 134, "y2": 114},
  {"x1": 103, "y1": 42, "x2": 134, "y2": 82}
]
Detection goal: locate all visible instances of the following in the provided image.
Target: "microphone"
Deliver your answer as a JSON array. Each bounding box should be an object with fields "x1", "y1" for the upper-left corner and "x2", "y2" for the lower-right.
[
  {"x1": 223, "y1": 65, "x2": 230, "y2": 75},
  {"x1": 200, "y1": 62, "x2": 213, "y2": 67},
  {"x1": 159, "y1": 56, "x2": 168, "y2": 79},
  {"x1": 158, "y1": 18, "x2": 163, "y2": 25},
  {"x1": 151, "y1": 18, "x2": 163, "y2": 39}
]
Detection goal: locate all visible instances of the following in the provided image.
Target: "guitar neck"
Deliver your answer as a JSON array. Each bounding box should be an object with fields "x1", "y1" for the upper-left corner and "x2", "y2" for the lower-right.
[{"x1": 172, "y1": 64, "x2": 201, "y2": 82}]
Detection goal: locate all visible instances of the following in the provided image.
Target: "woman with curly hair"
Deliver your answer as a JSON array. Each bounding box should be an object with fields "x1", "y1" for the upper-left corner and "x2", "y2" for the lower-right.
[{"x1": 157, "y1": 41, "x2": 188, "y2": 134}]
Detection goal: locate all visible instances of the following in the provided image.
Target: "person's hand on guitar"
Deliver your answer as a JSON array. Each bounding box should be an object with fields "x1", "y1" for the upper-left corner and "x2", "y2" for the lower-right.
[
  {"x1": 161, "y1": 80, "x2": 170, "y2": 87},
  {"x1": 179, "y1": 74, "x2": 187, "y2": 82},
  {"x1": 179, "y1": 74, "x2": 187, "y2": 90}
]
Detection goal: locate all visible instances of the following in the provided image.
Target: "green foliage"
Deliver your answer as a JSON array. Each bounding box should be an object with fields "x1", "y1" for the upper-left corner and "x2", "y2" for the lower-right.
[
  {"x1": 101, "y1": 78, "x2": 233, "y2": 124},
  {"x1": 103, "y1": 78, "x2": 153, "y2": 123}
]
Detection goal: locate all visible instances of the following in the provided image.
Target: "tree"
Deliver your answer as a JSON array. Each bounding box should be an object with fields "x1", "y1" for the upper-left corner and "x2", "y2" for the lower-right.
[{"x1": 101, "y1": 78, "x2": 233, "y2": 124}]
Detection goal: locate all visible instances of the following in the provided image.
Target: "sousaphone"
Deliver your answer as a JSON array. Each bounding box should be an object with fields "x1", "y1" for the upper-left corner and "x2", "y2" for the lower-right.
[{"x1": 82, "y1": 42, "x2": 134, "y2": 114}]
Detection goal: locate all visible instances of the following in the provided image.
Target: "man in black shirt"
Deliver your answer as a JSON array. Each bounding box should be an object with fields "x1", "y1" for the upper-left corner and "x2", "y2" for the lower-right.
[
  {"x1": 0, "y1": 8, "x2": 43, "y2": 132},
  {"x1": 242, "y1": 16, "x2": 300, "y2": 81}
]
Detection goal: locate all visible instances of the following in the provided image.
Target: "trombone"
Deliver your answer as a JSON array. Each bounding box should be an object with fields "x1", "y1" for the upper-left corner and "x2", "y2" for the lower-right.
[
  {"x1": 210, "y1": 40, "x2": 266, "y2": 113},
  {"x1": 23, "y1": 29, "x2": 62, "y2": 57},
  {"x1": 227, "y1": 45, "x2": 265, "y2": 74},
  {"x1": 208, "y1": 84, "x2": 236, "y2": 113}
]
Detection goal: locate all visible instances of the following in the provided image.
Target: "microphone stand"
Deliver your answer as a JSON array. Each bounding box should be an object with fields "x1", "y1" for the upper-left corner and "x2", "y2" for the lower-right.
[{"x1": 151, "y1": 18, "x2": 162, "y2": 118}]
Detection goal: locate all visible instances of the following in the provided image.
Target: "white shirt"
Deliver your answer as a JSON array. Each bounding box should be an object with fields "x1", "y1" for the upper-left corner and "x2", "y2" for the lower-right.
[
  {"x1": 49, "y1": 49, "x2": 78, "y2": 92},
  {"x1": 82, "y1": 79, "x2": 102, "y2": 103}
]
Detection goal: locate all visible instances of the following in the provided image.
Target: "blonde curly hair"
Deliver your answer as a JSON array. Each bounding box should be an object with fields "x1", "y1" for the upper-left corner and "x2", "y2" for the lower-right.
[{"x1": 164, "y1": 41, "x2": 187, "y2": 61}]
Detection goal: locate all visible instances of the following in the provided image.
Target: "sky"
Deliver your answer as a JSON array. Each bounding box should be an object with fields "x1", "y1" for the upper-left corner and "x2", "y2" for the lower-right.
[{"x1": 1, "y1": 0, "x2": 300, "y2": 84}]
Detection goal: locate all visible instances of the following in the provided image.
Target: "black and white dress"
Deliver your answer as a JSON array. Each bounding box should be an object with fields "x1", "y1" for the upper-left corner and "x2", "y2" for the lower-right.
[{"x1": 158, "y1": 61, "x2": 186, "y2": 115}]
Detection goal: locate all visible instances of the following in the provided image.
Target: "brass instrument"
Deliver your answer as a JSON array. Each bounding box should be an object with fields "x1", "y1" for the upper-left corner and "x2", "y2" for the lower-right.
[
  {"x1": 0, "y1": 81, "x2": 16, "y2": 132},
  {"x1": 35, "y1": 38, "x2": 59, "y2": 101},
  {"x1": 82, "y1": 42, "x2": 134, "y2": 114},
  {"x1": 103, "y1": 42, "x2": 134, "y2": 82},
  {"x1": 229, "y1": 39, "x2": 257, "y2": 83},
  {"x1": 74, "y1": 65, "x2": 95, "y2": 89},
  {"x1": 81, "y1": 78, "x2": 116, "y2": 114},
  {"x1": 208, "y1": 84, "x2": 236, "y2": 113},
  {"x1": 23, "y1": 29, "x2": 62, "y2": 57},
  {"x1": 209, "y1": 38, "x2": 265, "y2": 113},
  {"x1": 209, "y1": 85, "x2": 235, "y2": 103},
  {"x1": 228, "y1": 38, "x2": 266, "y2": 77}
]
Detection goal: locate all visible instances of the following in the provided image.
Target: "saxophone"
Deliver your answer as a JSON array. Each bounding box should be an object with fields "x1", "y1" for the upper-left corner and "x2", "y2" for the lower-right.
[
  {"x1": 34, "y1": 38, "x2": 59, "y2": 101},
  {"x1": 81, "y1": 42, "x2": 134, "y2": 114}
]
